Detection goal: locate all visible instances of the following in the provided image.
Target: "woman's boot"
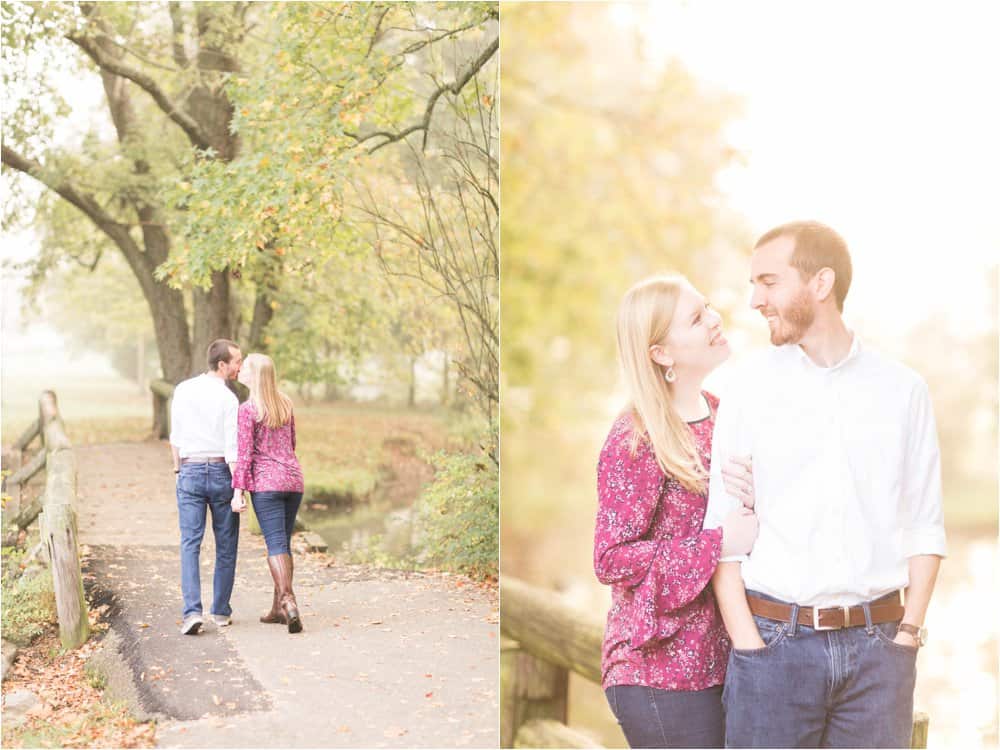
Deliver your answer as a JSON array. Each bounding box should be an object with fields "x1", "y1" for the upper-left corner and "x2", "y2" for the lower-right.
[
  {"x1": 260, "y1": 555, "x2": 293, "y2": 624},
  {"x1": 259, "y1": 584, "x2": 285, "y2": 624},
  {"x1": 270, "y1": 553, "x2": 302, "y2": 633}
]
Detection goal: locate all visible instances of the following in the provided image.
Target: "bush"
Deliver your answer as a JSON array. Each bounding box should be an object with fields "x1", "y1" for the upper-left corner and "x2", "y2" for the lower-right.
[
  {"x1": 413, "y1": 450, "x2": 498, "y2": 580},
  {"x1": 1, "y1": 550, "x2": 58, "y2": 646}
]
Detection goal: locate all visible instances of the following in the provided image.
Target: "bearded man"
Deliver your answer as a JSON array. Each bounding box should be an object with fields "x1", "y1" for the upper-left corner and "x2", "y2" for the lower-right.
[{"x1": 704, "y1": 221, "x2": 946, "y2": 748}]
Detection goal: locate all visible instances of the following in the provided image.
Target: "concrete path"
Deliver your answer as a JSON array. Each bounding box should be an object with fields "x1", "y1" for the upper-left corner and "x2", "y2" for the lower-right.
[{"x1": 75, "y1": 442, "x2": 498, "y2": 748}]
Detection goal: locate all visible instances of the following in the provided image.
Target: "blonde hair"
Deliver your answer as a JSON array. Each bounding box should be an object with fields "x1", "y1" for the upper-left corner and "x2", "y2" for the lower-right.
[
  {"x1": 617, "y1": 274, "x2": 708, "y2": 494},
  {"x1": 242, "y1": 353, "x2": 294, "y2": 429}
]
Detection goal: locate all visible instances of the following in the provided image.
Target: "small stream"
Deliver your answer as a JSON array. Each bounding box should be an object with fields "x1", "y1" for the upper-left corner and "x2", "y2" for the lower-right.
[{"x1": 296, "y1": 438, "x2": 433, "y2": 561}]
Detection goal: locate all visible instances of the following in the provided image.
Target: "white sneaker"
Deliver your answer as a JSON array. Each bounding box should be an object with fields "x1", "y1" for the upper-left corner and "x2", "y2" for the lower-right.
[
  {"x1": 212, "y1": 614, "x2": 232, "y2": 627},
  {"x1": 181, "y1": 614, "x2": 204, "y2": 635}
]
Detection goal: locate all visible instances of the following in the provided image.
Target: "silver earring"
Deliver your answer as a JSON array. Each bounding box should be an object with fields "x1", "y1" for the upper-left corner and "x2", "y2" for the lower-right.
[{"x1": 664, "y1": 366, "x2": 676, "y2": 383}]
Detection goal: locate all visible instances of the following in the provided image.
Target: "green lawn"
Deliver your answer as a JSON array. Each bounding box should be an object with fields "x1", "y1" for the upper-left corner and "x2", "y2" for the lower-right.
[{"x1": 2, "y1": 372, "x2": 456, "y2": 501}]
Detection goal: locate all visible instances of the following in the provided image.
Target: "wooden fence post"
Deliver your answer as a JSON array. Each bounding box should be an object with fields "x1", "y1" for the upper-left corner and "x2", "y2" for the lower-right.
[
  {"x1": 39, "y1": 392, "x2": 90, "y2": 649},
  {"x1": 911, "y1": 712, "x2": 929, "y2": 749},
  {"x1": 501, "y1": 636, "x2": 569, "y2": 748}
]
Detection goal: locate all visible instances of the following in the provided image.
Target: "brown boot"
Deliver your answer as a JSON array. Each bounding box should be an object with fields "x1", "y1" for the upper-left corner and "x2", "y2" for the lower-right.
[
  {"x1": 269, "y1": 553, "x2": 302, "y2": 633},
  {"x1": 260, "y1": 555, "x2": 292, "y2": 624},
  {"x1": 259, "y1": 584, "x2": 285, "y2": 624}
]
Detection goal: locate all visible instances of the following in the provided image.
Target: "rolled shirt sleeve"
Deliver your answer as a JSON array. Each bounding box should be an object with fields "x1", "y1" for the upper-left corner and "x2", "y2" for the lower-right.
[
  {"x1": 704, "y1": 391, "x2": 750, "y2": 562},
  {"x1": 901, "y1": 379, "x2": 947, "y2": 558}
]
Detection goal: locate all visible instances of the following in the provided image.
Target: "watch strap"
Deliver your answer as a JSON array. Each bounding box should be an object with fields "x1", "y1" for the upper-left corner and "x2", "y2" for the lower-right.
[{"x1": 896, "y1": 622, "x2": 925, "y2": 645}]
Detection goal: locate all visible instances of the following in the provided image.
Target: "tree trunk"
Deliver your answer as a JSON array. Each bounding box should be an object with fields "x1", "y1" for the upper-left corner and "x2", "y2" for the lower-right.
[
  {"x1": 408, "y1": 355, "x2": 418, "y2": 407},
  {"x1": 191, "y1": 271, "x2": 232, "y2": 375},
  {"x1": 136, "y1": 335, "x2": 146, "y2": 393},
  {"x1": 441, "y1": 352, "x2": 450, "y2": 406},
  {"x1": 248, "y1": 287, "x2": 275, "y2": 352}
]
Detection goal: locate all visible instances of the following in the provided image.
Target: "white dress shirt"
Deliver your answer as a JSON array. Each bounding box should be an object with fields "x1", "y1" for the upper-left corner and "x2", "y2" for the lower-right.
[
  {"x1": 169, "y1": 374, "x2": 239, "y2": 464},
  {"x1": 703, "y1": 334, "x2": 947, "y2": 607}
]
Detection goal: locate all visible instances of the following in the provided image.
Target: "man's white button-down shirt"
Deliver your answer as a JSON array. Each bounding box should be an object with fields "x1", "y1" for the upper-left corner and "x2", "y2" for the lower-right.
[
  {"x1": 169, "y1": 374, "x2": 239, "y2": 464},
  {"x1": 703, "y1": 334, "x2": 947, "y2": 607}
]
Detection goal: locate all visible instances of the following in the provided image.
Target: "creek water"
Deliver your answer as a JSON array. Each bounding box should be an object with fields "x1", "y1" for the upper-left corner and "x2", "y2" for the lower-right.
[{"x1": 296, "y1": 438, "x2": 434, "y2": 561}]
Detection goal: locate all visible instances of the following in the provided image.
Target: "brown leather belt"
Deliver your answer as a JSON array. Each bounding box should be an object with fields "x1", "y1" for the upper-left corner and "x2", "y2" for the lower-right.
[
  {"x1": 747, "y1": 591, "x2": 905, "y2": 631},
  {"x1": 180, "y1": 457, "x2": 226, "y2": 464}
]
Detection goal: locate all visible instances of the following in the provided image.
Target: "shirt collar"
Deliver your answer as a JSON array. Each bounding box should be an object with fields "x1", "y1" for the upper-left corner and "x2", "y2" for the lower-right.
[{"x1": 793, "y1": 330, "x2": 862, "y2": 372}]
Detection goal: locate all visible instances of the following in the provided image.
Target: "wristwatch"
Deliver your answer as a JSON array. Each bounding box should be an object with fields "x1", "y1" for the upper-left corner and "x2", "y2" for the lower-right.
[{"x1": 896, "y1": 623, "x2": 927, "y2": 647}]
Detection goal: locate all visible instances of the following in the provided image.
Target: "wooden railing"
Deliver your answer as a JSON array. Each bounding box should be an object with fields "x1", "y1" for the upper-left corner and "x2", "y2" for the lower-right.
[
  {"x1": 1, "y1": 391, "x2": 90, "y2": 649},
  {"x1": 500, "y1": 576, "x2": 930, "y2": 749}
]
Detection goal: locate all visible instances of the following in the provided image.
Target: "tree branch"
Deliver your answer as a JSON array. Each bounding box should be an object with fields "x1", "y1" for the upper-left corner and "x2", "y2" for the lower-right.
[
  {"x1": 1, "y1": 145, "x2": 149, "y2": 274},
  {"x1": 353, "y1": 34, "x2": 498, "y2": 154},
  {"x1": 67, "y1": 31, "x2": 213, "y2": 151},
  {"x1": 168, "y1": 2, "x2": 190, "y2": 68}
]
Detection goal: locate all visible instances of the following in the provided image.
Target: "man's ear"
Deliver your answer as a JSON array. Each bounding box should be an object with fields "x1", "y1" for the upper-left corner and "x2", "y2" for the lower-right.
[{"x1": 814, "y1": 267, "x2": 836, "y2": 305}]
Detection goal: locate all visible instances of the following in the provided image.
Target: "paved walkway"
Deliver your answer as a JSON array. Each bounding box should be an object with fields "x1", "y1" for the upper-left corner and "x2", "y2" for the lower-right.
[{"x1": 75, "y1": 442, "x2": 498, "y2": 748}]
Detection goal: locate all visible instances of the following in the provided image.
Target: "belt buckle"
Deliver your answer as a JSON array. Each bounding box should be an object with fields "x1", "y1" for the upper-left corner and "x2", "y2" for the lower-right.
[{"x1": 811, "y1": 605, "x2": 851, "y2": 631}]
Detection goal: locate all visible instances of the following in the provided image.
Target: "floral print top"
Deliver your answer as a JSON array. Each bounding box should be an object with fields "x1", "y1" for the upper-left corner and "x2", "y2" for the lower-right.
[
  {"x1": 231, "y1": 401, "x2": 305, "y2": 493},
  {"x1": 594, "y1": 392, "x2": 729, "y2": 691}
]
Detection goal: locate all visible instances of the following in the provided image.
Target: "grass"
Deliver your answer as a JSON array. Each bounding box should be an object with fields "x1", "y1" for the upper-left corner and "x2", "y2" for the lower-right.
[
  {"x1": 2, "y1": 373, "x2": 150, "y2": 445},
  {"x1": 1, "y1": 548, "x2": 58, "y2": 646},
  {"x1": 293, "y1": 402, "x2": 450, "y2": 501}
]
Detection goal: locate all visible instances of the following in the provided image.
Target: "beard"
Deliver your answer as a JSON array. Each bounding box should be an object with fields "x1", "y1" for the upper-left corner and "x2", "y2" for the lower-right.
[{"x1": 766, "y1": 288, "x2": 815, "y2": 345}]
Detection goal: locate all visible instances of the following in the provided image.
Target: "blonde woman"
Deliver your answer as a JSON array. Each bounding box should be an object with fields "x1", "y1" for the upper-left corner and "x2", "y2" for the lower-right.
[
  {"x1": 232, "y1": 353, "x2": 305, "y2": 633},
  {"x1": 594, "y1": 275, "x2": 757, "y2": 748}
]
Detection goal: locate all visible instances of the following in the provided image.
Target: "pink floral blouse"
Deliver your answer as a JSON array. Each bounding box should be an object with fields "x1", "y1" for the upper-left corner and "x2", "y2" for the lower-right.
[
  {"x1": 231, "y1": 401, "x2": 304, "y2": 493},
  {"x1": 594, "y1": 392, "x2": 729, "y2": 692}
]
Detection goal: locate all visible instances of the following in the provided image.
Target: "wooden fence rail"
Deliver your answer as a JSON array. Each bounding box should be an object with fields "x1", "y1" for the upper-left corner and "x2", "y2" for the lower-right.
[
  {"x1": 500, "y1": 576, "x2": 929, "y2": 749},
  {"x1": 1, "y1": 391, "x2": 90, "y2": 649}
]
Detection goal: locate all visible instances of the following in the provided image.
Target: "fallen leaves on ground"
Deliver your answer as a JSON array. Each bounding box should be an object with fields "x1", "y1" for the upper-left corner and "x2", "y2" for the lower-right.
[{"x1": 1, "y1": 628, "x2": 156, "y2": 748}]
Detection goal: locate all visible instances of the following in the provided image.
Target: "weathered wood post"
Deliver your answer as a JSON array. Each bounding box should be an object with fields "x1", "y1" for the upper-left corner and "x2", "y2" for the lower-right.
[
  {"x1": 38, "y1": 391, "x2": 90, "y2": 649},
  {"x1": 501, "y1": 636, "x2": 569, "y2": 747},
  {"x1": 911, "y1": 712, "x2": 929, "y2": 749}
]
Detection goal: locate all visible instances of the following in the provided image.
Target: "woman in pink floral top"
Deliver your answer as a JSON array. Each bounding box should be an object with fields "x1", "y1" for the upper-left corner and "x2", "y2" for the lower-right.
[
  {"x1": 595, "y1": 275, "x2": 758, "y2": 748},
  {"x1": 233, "y1": 353, "x2": 305, "y2": 633}
]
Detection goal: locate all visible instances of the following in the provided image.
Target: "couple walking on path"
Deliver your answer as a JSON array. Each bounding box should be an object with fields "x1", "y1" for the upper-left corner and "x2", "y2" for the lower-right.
[
  {"x1": 169, "y1": 339, "x2": 306, "y2": 636},
  {"x1": 595, "y1": 220, "x2": 946, "y2": 748}
]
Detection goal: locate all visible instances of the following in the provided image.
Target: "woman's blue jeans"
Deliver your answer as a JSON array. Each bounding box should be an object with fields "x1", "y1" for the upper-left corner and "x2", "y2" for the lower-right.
[
  {"x1": 605, "y1": 684, "x2": 725, "y2": 748},
  {"x1": 251, "y1": 491, "x2": 303, "y2": 556}
]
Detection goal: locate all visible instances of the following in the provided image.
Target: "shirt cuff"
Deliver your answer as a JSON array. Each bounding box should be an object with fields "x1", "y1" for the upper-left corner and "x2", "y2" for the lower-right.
[{"x1": 902, "y1": 526, "x2": 948, "y2": 559}]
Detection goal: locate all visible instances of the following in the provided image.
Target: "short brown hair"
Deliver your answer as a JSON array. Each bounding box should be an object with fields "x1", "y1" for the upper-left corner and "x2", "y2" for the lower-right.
[
  {"x1": 207, "y1": 339, "x2": 239, "y2": 371},
  {"x1": 755, "y1": 221, "x2": 852, "y2": 311}
]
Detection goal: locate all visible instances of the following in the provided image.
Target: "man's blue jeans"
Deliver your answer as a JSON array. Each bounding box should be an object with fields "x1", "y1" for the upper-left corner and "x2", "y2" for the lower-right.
[
  {"x1": 723, "y1": 591, "x2": 917, "y2": 748},
  {"x1": 176, "y1": 463, "x2": 240, "y2": 619}
]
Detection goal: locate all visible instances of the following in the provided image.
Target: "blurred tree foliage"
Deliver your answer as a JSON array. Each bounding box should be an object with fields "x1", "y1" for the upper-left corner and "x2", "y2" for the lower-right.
[
  {"x1": 901, "y1": 269, "x2": 998, "y2": 526},
  {"x1": 500, "y1": 3, "x2": 749, "y2": 433},
  {"x1": 500, "y1": 3, "x2": 749, "y2": 578}
]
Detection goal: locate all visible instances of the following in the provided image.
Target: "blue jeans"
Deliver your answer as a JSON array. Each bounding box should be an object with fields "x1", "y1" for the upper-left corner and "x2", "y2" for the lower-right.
[
  {"x1": 250, "y1": 491, "x2": 303, "y2": 556},
  {"x1": 605, "y1": 684, "x2": 725, "y2": 748},
  {"x1": 176, "y1": 463, "x2": 240, "y2": 618},
  {"x1": 723, "y1": 591, "x2": 917, "y2": 748}
]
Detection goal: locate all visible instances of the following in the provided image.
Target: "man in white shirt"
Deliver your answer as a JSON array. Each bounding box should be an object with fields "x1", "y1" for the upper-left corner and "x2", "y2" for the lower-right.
[
  {"x1": 704, "y1": 221, "x2": 946, "y2": 748},
  {"x1": 170, "y1": 339, "x2": 246, "y2": 635}
]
